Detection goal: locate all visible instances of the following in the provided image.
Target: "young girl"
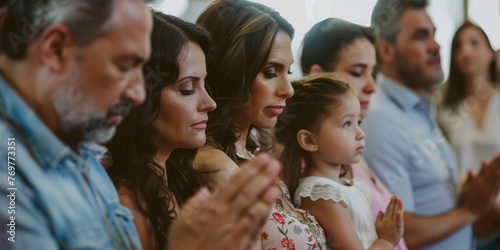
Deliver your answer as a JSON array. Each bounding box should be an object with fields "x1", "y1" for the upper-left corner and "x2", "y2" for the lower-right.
[
  {"x1": 276, "y1": 73, "x2": 404, "y2": 249},
  {"x1": 300, "y1": 17, "x2": 408, "y2": 250}
]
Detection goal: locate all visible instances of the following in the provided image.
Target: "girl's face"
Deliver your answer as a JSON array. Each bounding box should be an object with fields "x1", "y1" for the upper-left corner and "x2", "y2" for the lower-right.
[
  {"x1": 152, "y1": 41, "x2": 216, "y2": 151},
  {"x1": 312, "y1": 93, "x2": 365, "y2": 165},
  {"x1": 334, "y1": 38, "x2": 377, "y2": 119},
  {"x1": 454, "y1": 26, "x2": 494, "y2": 78},
  {"x1": 233, "y1": 30, "x2": 294, "y2": 130}
]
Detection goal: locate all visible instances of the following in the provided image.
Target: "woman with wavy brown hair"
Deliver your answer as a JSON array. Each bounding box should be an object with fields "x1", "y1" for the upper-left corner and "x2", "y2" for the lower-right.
[
  {"x1": 193, "y1": 1, "x2": 328, "y2": 249},
  {"x1": 106, "y1": 11, "x2": 216, "y2": 249}
]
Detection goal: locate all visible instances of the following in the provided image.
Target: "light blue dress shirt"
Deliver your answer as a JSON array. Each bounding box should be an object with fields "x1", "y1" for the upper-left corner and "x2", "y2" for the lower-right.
[
  {"x1": 0, "y1": 76, "x2": 141, "y2": 249},
  {"x1": 361, "y1": 75, "x2": 473, "y2": 250}
]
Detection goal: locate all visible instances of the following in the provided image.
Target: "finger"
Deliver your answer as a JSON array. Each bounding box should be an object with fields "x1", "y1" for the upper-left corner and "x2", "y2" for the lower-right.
[
  {"x1": 187, "y1": 187, "x2": 210, "y2": 210},
  {"x1": 376, "y1": 211, "x2": 384, "y2": 223},
  {"x1": 231, "y1": 157, "x2": 281, "y2": 215},
  {"x1": 235, "y1": 200, "x2": 272, "y2": 248},
  {"x1": 261, "y1": 184, "x2": 281, "y2": 206},
  {"x1": 394, "y1": 197, "x2": 403, "y2": 222},
  {"x1": 386, "y1": 196, "x2": 396, "y2": 219},
  {"x1": 179, "y1": 187, "x2": 211, "y2": 227},
  {"x1": 397, "y1": 210, "x2": 403, "y2": 228},
  {"x1": 214, "y1": 154, "x2": 269, "y2": 204}
]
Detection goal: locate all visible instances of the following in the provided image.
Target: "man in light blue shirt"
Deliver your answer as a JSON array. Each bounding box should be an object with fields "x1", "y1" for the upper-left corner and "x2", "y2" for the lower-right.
[{"x1": 364, "y1": 0, "x2": 500, "y2": 249}]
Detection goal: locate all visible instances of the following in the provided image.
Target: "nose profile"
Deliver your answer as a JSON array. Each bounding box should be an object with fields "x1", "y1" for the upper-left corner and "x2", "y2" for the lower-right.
[
  {"x1": 364, "y1": 75, "x2": 377, "y2": 95},
  {"x1": 200, "y1": 87, "x2": 217, "y2": 112},
  {"x1": 124, "y1": 70, "x2": 146, "y2": 106},
  {"x1": 124, "y1": 83, "x2": 146, "y2": 106},
  {"x1": 278, "y1": 77, "x2": 294, "y2": 99},
  {"x1": 356, "y1": 126, "x2": 365, "y2": 141}
]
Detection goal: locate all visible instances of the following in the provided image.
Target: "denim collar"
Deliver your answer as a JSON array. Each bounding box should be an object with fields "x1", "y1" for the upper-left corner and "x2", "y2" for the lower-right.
[{"x1": 0, "y1": 74, "x2": 72, "y2": 169}]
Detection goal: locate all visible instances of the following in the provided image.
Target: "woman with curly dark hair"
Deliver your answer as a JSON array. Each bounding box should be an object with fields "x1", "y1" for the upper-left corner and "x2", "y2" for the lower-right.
[{"x1": 105, "y1": 11, "x2": 216, "y2": 249}]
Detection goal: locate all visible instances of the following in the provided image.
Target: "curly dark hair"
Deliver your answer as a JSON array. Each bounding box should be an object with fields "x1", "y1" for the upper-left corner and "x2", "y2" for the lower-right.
[
  {"x1": 196, "y1": 0, "x2": 294, "y2": 165},
  {"x1": 105, "y1": 11, "x2": 209, "y2": 249}
]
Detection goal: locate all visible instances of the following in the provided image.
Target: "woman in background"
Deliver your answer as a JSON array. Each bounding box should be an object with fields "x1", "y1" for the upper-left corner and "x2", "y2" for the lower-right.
[{"x1": 438, "y1": 21, "x2": 500, "y2": 249}]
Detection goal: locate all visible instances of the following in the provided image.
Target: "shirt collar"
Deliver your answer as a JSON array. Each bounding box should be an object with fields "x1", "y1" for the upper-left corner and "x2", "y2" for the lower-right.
[
  {"x1": 0, "y1": 74, "x2": 72, "y2": 169},
  {"x1": 378, "y1": 74, "x2": 423, "y2": 111}
]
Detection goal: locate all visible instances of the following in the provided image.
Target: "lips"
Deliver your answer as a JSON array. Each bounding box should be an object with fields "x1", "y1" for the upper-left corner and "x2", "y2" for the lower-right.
[
  {"x1": 356, "y1": 146, "x2": 365, "y2": 153},
  {"x1": 191, "y1": 120, "x2": 207, "y2": 129},
  {"x1": 428, "y1": 57, "x2": 441, "y2": 66},
  {"x1": 265, "y1": 106, "x2": 284, "y2": 116},
  {"x1": 360, "y1": 101, "x2": 370, "y2": 110}
]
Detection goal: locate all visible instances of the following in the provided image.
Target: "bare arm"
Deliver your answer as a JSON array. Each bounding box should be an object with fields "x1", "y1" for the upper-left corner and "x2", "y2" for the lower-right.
[
  {"x1": 117, "y1": 185, "x2": 154, "y2": 250},
  {"x1": 403, "y1": 209, "x2": 476, "y2": 249},
  {"x1": 405, "y1": 154, "x2": 500, "y2": 249},
  {"x1": 301, "y1": 197, "x2": 366, "y2": 250}
]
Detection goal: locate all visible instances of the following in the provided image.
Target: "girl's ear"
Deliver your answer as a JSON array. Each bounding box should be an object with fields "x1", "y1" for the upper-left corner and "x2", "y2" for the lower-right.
[
  {"x1": 309, "y1": 64, "x2": 324, "y2": 74},
  {"x1": 297, "y1": 129, "x2": 318, "y2": 152}
]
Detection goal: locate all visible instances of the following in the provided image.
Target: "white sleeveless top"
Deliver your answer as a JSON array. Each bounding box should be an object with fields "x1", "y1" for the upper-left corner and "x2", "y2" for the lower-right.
[{"x1": 294, "y1": 176, "x2": 377, "y2": 249}]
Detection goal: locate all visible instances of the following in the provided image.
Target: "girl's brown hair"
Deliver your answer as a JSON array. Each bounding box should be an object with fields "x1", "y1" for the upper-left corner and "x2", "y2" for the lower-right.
[{"x1": 276, "y1": 73, "x2": 355, "y2": 199}]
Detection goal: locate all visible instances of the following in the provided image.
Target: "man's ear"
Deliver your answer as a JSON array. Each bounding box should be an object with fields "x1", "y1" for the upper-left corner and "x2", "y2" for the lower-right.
[
  {"x1": 38, "y1": 24, "x2": 77, "y2": 73},
  {"x1": 376, "y1": 39, "x2": 395, "y2": 65},
  {"x1": 297, "y1": 129, "x2": 318, "y2": 152},
  {"x1": 309, "y1": 64, "x2": 324, "y2": 74}
]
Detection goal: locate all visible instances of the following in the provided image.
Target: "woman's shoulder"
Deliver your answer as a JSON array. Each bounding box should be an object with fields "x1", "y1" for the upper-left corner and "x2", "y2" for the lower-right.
[
  {"x1": 116, "y1": 182, "x2": 140, "y2": 209},
  {"x1": 193, "y1": 144, "x2": 237, "y2": 172}
]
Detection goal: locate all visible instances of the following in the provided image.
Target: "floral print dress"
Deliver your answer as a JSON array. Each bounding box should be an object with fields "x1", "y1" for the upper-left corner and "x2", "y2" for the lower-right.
[{"x1": 260, "y1": 181, "x2": 328, "y2": 250}]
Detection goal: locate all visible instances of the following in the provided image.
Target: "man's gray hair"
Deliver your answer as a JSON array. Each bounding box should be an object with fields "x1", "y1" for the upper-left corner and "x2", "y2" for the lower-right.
[
  {"x1": 370, "y1": 0, "x2": 428, "y2": 43},
  {"x1": 0, "y1": 0, "x2": 154, "y2": 60}
]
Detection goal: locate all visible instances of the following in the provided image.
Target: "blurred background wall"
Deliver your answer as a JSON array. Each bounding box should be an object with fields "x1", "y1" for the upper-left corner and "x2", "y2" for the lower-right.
[{"x1": 149, "y1": 0, "x2": 500, "y2": 81}]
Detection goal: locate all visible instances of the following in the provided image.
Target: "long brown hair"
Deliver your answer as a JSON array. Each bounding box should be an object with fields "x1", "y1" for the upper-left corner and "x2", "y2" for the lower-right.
[
  {"x1": 106, "y1": 12, "x2": 209, "y2": 249},
  {"x1": 276, "y1": 73, "x2": 354, "y2": 199},
  {"x1": 442, "y1": 21, "x2": 498, "y2": 111},
  {"x1": 196, "y1": 0, "x2": 294, "y2": 165}
]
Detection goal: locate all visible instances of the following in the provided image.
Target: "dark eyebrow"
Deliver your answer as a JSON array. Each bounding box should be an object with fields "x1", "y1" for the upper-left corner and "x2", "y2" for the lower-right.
[
  {"x1": 174, "y1": 76, "x2": 201, "y2": 85},
  {"x1": 265, "y1": 60, "x2": 294, "y2": 70},
  {"x1": 265, "y1": 61, "x2": 285, "y2": 69},
  {"x1": 414, "y1": 27, "x2": 436, "y2": 36}
]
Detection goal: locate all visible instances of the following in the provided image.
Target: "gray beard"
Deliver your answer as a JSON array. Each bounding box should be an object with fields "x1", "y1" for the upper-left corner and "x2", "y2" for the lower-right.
[
  {"x1": 395, "y1": 50, "x2": 444, "y2": 91},
  {"x1": 50, "y1": 72, "x2": 116, "y2": 146}
]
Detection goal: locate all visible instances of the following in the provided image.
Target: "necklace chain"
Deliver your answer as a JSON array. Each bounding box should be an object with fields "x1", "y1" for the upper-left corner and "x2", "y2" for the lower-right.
[{"x1": 235, "y1": 149, "x2": 255, "y2": 159}]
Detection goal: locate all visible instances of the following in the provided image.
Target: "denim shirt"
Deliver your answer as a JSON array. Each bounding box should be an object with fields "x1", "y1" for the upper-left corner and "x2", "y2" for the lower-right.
[
  {"x1": 0, "y1": 76, "x2": 141, "y2": 249},
  {"x1": 361, "y1": 75, "x2": 473, "y2": 250}
]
